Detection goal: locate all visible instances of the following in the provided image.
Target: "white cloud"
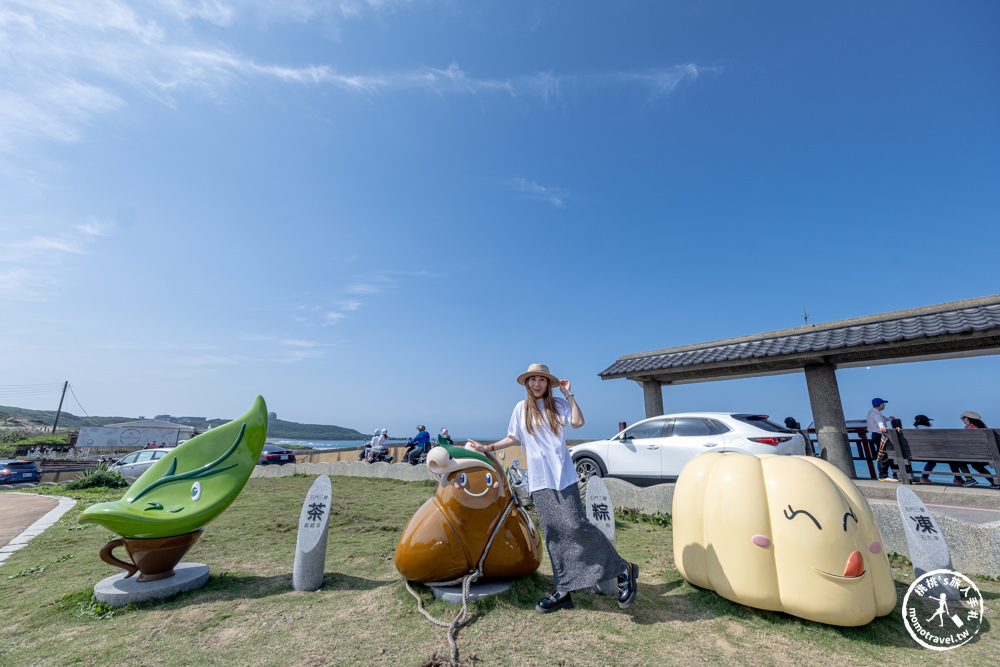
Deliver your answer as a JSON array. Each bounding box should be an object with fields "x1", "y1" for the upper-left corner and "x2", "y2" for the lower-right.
[
  {"x1": 278, "y1": 338, "x2": 325, "y2": 348},
  {"x1": 339, "y1": 299, "x2": 362, "y2": 311},
  {"x1": 76, "y1": 217, "x2": 116, "y2": 236},
  {"x1": 0, "y1": 217, "x2": 114, "y2": 301},
  {"x1": 0, "y1": 267, "x2": 57, "y2": 302},
  {"x1": 0, "y1": 3, "x2": 714, "y2": 157},
  {"x1": 173, "y1": 353, "x2": 248, "y2": 366},
  {"x1": 509, "y1": 177, "x2": 567, "y2": 207},
  {"x1": 155, "y1": 0, "x2": 235, "y2": 26},
  {"x1": 597, "y1": 64, "x2": 713, "y2": 103},
  {"x1": 345, "y1": 283, "x2": 380, "y2": 295}
]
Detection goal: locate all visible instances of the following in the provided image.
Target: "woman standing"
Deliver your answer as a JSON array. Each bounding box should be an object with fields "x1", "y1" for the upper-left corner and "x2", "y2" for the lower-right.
[
  {"x1": 958, "y1": 411, "x2": 997, "y2": 487},
  {"x1": 469, "y1": 364, "x2": 638, "y2": 614}
]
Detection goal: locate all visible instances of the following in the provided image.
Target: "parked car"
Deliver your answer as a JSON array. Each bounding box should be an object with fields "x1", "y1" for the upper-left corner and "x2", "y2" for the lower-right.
[
  {"x1": 108, "y1": 448, "x2": 172, "y2": 482},
  {"x1": 258, "y1": 444, "x2": 296, "y2": 466},
  {"x1": 0, "y1": 459, "x2": 42, "y2": 485},
  {"x1": 570, "y1": 413, "x2": 807, "y2": 485}
]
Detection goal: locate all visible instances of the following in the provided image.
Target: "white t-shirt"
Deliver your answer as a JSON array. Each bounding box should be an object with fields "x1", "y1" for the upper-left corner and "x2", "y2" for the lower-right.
[
  {"x1": 866, "y1": 407, "x2": 888, "y2": 433},
  {"x1": 508, "y1": 397, "x2": 578, "y2": 494}
]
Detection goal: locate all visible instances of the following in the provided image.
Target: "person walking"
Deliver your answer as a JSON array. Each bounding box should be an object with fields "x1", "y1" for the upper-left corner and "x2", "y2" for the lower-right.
[
  {"x1": 867, "y1": 398, "x2": 899, "y2": 482},
  {"x1": 912, "y1": 415, "x2": 945, "y2": 483},
  {"x1": 468, "y1": 363, "x2": 638, "y2": 614},
  {"x1": 957, "y1": 411, "x2": 997, "y2": 488}
]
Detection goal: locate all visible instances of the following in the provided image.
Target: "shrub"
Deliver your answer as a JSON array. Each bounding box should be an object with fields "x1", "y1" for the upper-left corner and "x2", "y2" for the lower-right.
[{"x1": 61, "y1": 464, "x2": 128, "y2": 490}]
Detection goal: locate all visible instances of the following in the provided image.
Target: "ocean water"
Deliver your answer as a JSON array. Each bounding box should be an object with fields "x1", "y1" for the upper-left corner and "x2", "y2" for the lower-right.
[{"x1": 267, "y1": 439, "x2": 406, "y2": 451}]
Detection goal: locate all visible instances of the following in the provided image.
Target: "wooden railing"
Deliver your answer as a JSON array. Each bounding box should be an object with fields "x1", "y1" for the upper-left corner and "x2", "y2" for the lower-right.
[{"x1": 806, "y1": 427, "x2": 880, "y2": 479}]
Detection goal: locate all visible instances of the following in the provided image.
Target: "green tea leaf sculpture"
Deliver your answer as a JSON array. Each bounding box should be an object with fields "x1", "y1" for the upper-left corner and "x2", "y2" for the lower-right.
[{"x1": 79, "y1": 396, "x2": 268, "y2": 539}]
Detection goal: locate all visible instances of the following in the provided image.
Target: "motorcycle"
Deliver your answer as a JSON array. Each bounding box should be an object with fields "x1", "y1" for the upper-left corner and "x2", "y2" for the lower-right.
[{"x1": 366, "y1": 448, "x2": 393, "y2": 464}]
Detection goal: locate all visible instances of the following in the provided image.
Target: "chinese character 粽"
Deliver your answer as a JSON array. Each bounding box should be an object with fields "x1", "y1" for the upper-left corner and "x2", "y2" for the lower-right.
[{"x1": 591, "y1": 502, "x2": 611, "y2": 521}]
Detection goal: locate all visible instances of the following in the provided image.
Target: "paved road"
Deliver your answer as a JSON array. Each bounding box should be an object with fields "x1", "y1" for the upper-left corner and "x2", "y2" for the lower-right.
[
  {"x1": 0, "y1": 492, "x2": 59, "y2": 546},
  {"x1": 867, "y1": 497, "x2": 1000, "y2": 525}
]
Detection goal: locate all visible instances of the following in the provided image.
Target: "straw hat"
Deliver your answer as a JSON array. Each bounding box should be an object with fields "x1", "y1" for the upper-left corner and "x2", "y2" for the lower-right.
[
  {"x1": 516, "y1": 363, "x2": 559, "y2": 387},
  {"x1": 960, "y1": 411, "x2": 982, "y2": 421}
]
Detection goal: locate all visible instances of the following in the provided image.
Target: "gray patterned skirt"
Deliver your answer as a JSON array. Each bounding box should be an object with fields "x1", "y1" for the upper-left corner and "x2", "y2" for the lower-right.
[{"x1": 531, "y1": 483, "x2": 626, "y2": 592}]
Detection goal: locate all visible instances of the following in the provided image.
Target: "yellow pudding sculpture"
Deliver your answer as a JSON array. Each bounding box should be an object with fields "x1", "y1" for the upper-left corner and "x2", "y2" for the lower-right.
[
  {"x1": 395, "y1": 440, "x2": 542, "y2": 583},
  {"x1": 673, "y1": 452, "x2": 896, "y2": 626}
]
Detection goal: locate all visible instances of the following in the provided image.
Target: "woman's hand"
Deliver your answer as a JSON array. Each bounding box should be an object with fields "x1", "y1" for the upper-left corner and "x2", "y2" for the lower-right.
[
  {"x1": 559, "y1": 379, "x2": 572, "y2": 396},
  {"x1": 467, "y1": 439, "x2": 489, "y2": 454}
]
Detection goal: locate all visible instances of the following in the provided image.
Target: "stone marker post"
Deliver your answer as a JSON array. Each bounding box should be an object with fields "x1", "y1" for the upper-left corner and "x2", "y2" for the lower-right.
[
  {"x1": 583, "y1": 476, "x2": 618, "y2": 596},
  {"x1": 293, "y1": 474, "x2": 332, "y2": 592},
  {"x1": 896, "y1": 486, "x2": 959, "y2": 600}
]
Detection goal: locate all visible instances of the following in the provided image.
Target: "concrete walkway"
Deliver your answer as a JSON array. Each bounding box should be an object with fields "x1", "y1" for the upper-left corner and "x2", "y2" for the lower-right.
[{"x1": 0, "y1": 492, "x2": 77, "y2": 567}]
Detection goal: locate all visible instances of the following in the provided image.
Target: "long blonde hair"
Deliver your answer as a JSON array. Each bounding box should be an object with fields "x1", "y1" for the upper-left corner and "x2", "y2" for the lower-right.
[{"x1": 524, "y1": 379, "x2": 562, "y2": 437}]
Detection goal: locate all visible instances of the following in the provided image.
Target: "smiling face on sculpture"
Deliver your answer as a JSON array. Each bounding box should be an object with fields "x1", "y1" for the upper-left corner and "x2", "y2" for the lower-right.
[
  {"x1": 394, "y1": 441, "x2": 541, "y2": 583},
  {"x1": 672, "y1": 452, "x2": 897, "y2": 626},
  {"x1": 79, "y1": 396, "x2": 268, "y2": 540}
]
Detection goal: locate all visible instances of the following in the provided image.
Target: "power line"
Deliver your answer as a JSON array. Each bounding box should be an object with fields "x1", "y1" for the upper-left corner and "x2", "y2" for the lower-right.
[
  {"x1": 0, "y1": 383, "x2": 67, "y2": 399},
  {"x1": 67, "y1": 384, "x2": 97, "y2": 424}
]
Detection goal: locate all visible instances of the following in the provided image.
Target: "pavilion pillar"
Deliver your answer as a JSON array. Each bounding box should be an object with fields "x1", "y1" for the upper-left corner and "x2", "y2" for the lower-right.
[
  {"x1": 803, "y1": 362, "x2": 854, "y2": 479},
  {"x1": 640, "y1": 379, "x2": 664, "y2": 419}
]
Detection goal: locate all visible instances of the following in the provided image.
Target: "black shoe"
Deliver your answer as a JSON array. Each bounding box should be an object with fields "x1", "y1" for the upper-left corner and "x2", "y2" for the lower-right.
[
  {"x1": 535, "y1": 591, "x2": 573, "y2": 613},
  {"x1": 617, "y1": 562, "x2": 638, "y2": 609}
]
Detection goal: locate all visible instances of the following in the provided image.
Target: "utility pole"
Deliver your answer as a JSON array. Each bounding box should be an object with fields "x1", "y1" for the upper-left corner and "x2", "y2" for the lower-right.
[{"x1": 51, "y1": 381, "x2": 68, "y2": 434}]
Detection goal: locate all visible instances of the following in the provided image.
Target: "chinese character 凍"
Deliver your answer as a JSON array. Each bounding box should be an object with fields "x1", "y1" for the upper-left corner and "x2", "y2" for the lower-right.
[{"x1": 910, "y1": 515, "x2": 937, "y2": 534}]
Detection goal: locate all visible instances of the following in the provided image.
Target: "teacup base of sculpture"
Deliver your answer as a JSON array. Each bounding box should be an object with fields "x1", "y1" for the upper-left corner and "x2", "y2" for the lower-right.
[{"x1": 99, "y1": 529, "x2": 204, "y2": 582}]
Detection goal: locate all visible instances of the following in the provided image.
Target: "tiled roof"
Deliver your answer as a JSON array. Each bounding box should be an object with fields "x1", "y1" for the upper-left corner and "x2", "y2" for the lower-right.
[{"x1": 600, "y1": 295, "x2": 1000, "y2": 379}]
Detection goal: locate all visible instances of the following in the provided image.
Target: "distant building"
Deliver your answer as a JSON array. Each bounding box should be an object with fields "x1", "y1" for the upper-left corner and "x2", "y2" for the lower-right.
[{"x1": 104, "y1": 418, "x2": 196, "y2": 440}]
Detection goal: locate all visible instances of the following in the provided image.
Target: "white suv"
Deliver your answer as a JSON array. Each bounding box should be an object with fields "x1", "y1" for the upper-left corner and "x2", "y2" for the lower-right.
[
  {"x1": 570, "y1": 413, "x2": 806, "y2": 485},
  {"x1": 108, "y1": 448, "x2": 173, "y2": 482}
]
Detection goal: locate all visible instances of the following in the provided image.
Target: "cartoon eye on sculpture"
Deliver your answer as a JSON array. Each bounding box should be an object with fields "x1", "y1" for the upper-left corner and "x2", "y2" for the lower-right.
[
  {"x1": 394, "y1": 438, "x2": 542, "y2": 583},
  {"x1": 672, "y1": 452, "x2": 897, "y2": 626},
  {"x1": 79, "y1": 396, "x2": 268, "y2": 581}
]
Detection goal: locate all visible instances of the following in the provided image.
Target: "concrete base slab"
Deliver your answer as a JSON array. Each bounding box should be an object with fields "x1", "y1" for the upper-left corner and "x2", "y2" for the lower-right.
[
  {"x1": 94, "y1": 562, "x2": 210, "y2": 607},
  {"x1": 430, "y1": 579, "x2": 513, "y2": 604}
]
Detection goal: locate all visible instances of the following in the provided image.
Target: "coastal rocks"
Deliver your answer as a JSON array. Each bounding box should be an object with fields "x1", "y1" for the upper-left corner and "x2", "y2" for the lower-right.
[{"x1": 293, "y1": 475, "x2": 333, "y2": 592}]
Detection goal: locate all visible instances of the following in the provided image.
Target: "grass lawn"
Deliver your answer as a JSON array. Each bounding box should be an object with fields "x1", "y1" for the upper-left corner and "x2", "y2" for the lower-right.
[{"x1": 0, "y1": 476, "x2": 996, "y2": 666}]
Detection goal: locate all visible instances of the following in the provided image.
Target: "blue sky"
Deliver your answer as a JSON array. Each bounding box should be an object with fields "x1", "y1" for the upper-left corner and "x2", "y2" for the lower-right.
[{"x1": 1, "y1": 1, "x2": 997, "y2": 440}]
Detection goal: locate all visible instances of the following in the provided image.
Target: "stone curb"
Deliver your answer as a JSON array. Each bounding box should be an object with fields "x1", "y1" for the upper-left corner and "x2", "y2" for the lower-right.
[{"x1": 249, "y1": 461, "x2": 437, "y2": 483}]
